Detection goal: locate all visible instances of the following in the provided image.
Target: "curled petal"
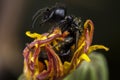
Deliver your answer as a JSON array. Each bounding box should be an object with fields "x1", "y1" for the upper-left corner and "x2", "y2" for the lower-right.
[
  {"x1": 87, "y1": 45, "x2": 109, "y2": 54},
  {"x1": 37, "y1": 58, "x2": 54, "y2": 80},
  {"x1": 36, "y1": 44, "x2": 64, "y2": 80},
  {"x1": 84, "y1": 19, "x2": 94, "y2": 44},
  {"x1": 45, "y1": 45, "x2": 64, "y2": 78},
  {"x1": 84, "y1": 19, "x2": 94, "y2": 52},
  {"x1": 26, "y1": 31, "x2": 42, "y2": 39}
]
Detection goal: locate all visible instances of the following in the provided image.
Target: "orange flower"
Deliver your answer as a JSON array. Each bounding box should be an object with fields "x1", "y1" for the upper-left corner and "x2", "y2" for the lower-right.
[{"x1": 23, "y1": 19, "x2": 109, "y2": 80}]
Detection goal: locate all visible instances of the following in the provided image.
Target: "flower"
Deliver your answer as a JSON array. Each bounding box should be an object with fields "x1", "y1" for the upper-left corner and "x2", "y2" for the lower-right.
[{"x1": 22, "y1": 19, "x2": 109, "y2": 80}]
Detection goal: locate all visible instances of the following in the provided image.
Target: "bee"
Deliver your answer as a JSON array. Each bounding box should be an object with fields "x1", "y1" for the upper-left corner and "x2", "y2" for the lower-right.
[{"x1": 33, "y1": 4, "x2": 83, "y2": 62}]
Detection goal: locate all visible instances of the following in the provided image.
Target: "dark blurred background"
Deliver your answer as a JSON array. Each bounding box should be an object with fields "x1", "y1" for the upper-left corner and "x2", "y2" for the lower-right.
[{"x1": 0, "y1": 0, "x2": 119, "y2": 80}]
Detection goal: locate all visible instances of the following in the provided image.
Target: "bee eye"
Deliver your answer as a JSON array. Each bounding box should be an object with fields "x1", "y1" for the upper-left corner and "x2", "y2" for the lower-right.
[
  {"x1": 51, "y1": 8, "x2": 66, "y2": 21},
  {"x1": 55, "y1": 9, "x2": 65, "y2": 17}
]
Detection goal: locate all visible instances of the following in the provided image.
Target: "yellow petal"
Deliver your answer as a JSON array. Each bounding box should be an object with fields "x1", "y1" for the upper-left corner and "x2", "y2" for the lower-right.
[
  {"x1": 30, "y1": 57, "x2": 34, "y2": 62},
  {"x1": 63, "y1": 61, "x2": 71, "y2": 74},
  {"x1": 74, "y1": 41, "x2": 85, "y2": 55},
  {"x1": 79, "y1": 53, "x2": 91, "y2": 62},
  {"x1": 87, "y1": 45, "x2": 109, "y2": 54},
  {"x1": 35, "y1": 43, "x2": 38, "y2": 48},
  {"x1": 26, "y1": 31, "x2": 42, "y2": 39},
  {"x1": 53, "y1": 40, "x2": 59, "y2": 50}
]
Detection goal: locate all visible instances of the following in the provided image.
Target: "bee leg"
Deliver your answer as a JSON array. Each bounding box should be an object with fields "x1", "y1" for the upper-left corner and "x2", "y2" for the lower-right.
[{"x1": 32, "y1": 8, "x2": 49, "y2": 28}]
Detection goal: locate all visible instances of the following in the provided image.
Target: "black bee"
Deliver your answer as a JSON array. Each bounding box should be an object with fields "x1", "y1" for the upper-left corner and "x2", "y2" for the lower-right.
[{"x1": 33, "y1": 4, "x2": 83, "y2": 62}]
